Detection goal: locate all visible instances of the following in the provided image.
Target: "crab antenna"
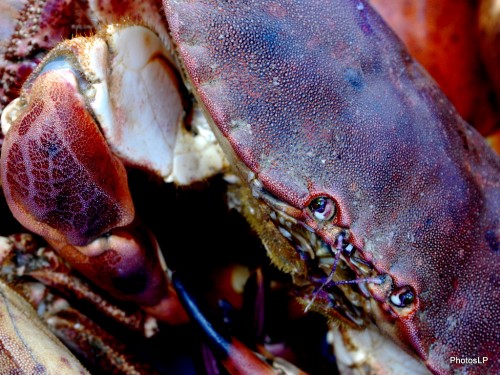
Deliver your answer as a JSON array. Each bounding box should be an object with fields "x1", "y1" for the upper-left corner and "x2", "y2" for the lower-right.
[
  {"x1": 305, "y1": 234, "x2": 344, "y2": 312},
  {"x1": 330, "y1": 277, "x2": 384, "y2": 286}
]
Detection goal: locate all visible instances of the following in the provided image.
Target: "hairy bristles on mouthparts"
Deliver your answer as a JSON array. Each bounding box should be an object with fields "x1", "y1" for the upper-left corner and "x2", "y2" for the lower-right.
[
  {"x1": 305, "y1": 232, "x2": 345, "y2": 312},
  {"x1": 304, "y1": 233, "x2": 382, "y2": 312},
  {"x1": 247, "y1": 176, "x2": 381, "y2": 326}
]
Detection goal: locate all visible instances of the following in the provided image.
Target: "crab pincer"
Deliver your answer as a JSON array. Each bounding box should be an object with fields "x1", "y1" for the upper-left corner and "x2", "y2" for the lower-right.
[
  {"x1": 172, "y1": 274, "x2": 310, "y2": 375},
  {"x1": 0, "y1": 25, "x2": 187, "y2": 324}
]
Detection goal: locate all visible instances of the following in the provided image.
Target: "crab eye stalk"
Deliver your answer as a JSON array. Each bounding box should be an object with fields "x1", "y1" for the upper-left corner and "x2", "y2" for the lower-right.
[
  {"x1": 390, "y1": 286, "x2": 415, "y2": 308},
  {"x1": 308, "y1": 196, "x2": 336, "y2": 221}
]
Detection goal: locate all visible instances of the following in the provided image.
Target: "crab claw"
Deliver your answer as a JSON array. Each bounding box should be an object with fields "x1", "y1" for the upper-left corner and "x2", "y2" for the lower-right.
[
  {"x1": 0, "y1": 33, "x2": 187, "y2": 323},
  {"x1": 172, "y1": 274, "x2": 278, "y2": 374},
  {"x1": 0, "y1": 65, "x2": 134, "y2": 246},
  {"x1": 46, "y1": 221, "x2": 187, "y2": 324}
]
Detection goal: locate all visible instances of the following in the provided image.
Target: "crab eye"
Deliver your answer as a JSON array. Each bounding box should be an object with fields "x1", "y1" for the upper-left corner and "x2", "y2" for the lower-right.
[
  {"x1": 390, "y1": 286, "x2": 415, "y2": 308},
  {"x1": 309, "y1": 197, "x2": 336, "y2": 221}
]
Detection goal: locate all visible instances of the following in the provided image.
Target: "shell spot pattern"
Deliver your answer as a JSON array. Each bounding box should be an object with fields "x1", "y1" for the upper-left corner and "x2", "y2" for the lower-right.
[{"x1": 1, "y1": 69, "x2": 134, "y2": 246}]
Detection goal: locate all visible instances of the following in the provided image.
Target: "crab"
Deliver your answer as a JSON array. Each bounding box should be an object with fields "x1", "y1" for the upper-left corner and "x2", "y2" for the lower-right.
[
  {"x1": 0, "y1": 232, "x2": 164, "y2": 373},
  {"x1": 0, "y1": 0, "x2": 499, "y2": 374}
]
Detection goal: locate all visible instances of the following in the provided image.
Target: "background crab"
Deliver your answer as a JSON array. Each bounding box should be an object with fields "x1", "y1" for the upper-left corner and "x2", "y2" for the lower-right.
[{"x1": 0, "y1": 0, "x2": 499, "y2": 374}]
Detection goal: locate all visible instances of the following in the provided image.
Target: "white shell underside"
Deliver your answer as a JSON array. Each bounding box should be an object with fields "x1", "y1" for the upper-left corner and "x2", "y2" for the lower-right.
[
  {"x1": 330, "y1": 324, "x2": 432, "y2": 375},
  {"x1": 92, "y1": 25, "x2": 228, "y2": 185}
]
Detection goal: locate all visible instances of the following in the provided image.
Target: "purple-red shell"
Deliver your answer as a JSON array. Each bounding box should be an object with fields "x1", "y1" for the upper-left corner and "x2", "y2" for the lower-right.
[
  {"x1": 165, "y1": 0, "x2": 500, "y2": 373},
  {"x1": 0, "y1": 69, "x2": 134, "y2": 246}
]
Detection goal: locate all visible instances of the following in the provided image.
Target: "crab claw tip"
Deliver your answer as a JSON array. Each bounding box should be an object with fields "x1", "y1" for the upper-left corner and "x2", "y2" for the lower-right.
[{"x1": 172, "y1": 274, "x2": 276, "y2": 374}]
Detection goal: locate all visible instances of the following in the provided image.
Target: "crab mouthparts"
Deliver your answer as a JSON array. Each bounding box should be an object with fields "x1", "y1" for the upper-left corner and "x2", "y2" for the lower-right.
[{"x1": 249, "y1": 179, "x2": 381, "y2": 328}]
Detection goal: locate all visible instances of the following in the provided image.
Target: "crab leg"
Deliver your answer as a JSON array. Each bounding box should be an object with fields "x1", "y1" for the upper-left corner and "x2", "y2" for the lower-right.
[
  {"x1": 172, "y1": 274, "x2": 290, "y2": 375},
  {"x1": 0, "y1": 278, "x2": 89, "y2": 374}
]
